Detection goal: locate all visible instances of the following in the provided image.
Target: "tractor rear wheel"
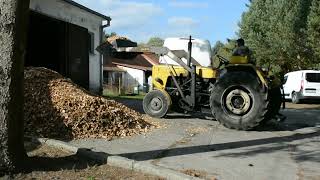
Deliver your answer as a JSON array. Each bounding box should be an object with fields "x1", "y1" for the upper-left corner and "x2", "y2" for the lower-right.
[
  {"x1": 210, "y1": 72, "x2": 268, "y2": 130},
  {"x1": 143, "y1": 90, "x2": 172, "y2": 118}
]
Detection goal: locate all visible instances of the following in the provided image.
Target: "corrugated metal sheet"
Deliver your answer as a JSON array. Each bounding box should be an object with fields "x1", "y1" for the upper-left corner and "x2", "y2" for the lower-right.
[{"x1": 104, "y1": 53, "x2": 159, "y2": 71}]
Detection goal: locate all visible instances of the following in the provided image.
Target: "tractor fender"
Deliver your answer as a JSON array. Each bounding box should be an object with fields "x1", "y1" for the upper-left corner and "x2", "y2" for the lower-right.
[
  {"x1": 220, "y1": 65, "x2": 268, "y2": 88},
  {"x1": 156, "y1": 88, "x2": 173, "y2": 107}
]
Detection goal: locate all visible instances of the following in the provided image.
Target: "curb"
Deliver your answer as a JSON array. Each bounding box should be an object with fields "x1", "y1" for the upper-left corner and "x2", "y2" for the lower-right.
[{"x1": 33, "y1": 138, "x2": 202, "y2": 180}]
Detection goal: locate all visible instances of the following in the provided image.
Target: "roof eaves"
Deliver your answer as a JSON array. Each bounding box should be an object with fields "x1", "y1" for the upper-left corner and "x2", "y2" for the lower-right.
[
  {"x1": 62, "y1": 0, "x2": 111, "y2": 21},
  {"x1": 113, "y1": 63, "x2": 151, "y2": 71},
  {"x1": 141, "y1": 54, "x2": 159, "y2": 65}
]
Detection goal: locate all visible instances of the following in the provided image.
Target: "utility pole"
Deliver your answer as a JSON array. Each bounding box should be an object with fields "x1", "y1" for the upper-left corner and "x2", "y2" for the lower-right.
[{"x1": 0, "y1": 0, "x2": 30, "y2": 172}]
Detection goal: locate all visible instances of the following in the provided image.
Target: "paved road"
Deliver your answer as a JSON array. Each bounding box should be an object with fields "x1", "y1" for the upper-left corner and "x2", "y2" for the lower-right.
[{"x1": 71, "y1": 100, "x2": 320, "y2": 180}]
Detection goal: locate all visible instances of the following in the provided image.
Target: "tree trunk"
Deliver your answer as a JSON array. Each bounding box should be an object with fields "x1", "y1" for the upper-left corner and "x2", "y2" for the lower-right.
[{"x1": 0, "y1": 0, "x2": 30, "y2": 173}]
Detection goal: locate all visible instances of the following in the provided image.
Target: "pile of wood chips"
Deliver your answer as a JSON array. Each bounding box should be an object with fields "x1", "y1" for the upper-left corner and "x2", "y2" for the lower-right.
[{"x1": 24, "y1": 67, "x2": 153, "y2": 140}]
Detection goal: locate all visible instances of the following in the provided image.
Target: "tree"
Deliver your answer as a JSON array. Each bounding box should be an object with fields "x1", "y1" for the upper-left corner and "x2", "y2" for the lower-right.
[
  {"x1": 104, "y1": 32, "x2": 117, "y2": 39},
  {"x1": 239, "y1": 0, "x2": 277, "y2": 66},
  {"x1": 138, "y1": 37, "x2": 164, "y2": 49},
  {"x1": 239, "y1": 0, "x2": 314, "y2": 73},
  {"x1": 147, "y1": 37, "x2": 164, "y2": 47},
  {"x1": 212, "y1": 41, "x2": 224, "y2": 55},
  {"x1": 308, "y1": 0, "x2": 320, "y2": 61},
  {"x1": 0, "y1": 0, "x2": 29, "y2": 172},
  {"x1": 211, "y1": 40, "x2": 237, "y2": 68}
]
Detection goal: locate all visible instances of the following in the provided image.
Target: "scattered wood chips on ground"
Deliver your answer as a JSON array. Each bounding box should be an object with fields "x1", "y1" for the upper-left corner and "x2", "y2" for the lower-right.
[
  {"x1": 181, "y1": 169, "x2": 209, "y2": 179},
  {"x1": 186, "y1": 127, "x2": 210, "y2": 137},
  {"x1": 24, "y1": 67, "x2": 154, "y2": 140},
  {"x1": 8, "y1": 141, "x2": 163, "y2": 180}
]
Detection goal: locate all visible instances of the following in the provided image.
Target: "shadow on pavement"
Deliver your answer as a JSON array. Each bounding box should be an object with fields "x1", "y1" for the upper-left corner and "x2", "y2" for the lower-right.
[
  {"x1": 115, "y1": 98, "x2": 215, "y2": 120},
  {"x1": 212, "y1": 138, "x2": 320, "y2": 164},
  {"x1": 115, "y1": 99, "x2": 320, "y2": 164},
  {"x1": 14, "y1": 138, "x2": 108, "y2": 175},
  {"x1": 21, "y1": 151, "x2": 104, "y2": 172},
  {"x1": 165, "y1": 111, "x2": 214, "y2": 121},
  {"x1": 113, "y1": 99, "x2": 145, "y2": 114},
  {"x1": 7, "y1": 148, "x2": 108, "y2": 177},
  {"x1": 117, "y1": 129, "x2": 320, "y2": 162},
  {"x1": 256, "y1": 109, "x2": 320, "y2": 131}
]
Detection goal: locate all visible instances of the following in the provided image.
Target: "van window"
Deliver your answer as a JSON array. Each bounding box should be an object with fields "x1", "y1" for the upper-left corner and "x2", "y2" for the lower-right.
[
  {"x1": 306, "y1": 73, "x2": 320, "y2": 83},
  {"x1": 283, "y1": 75, "x2": 288, "y2": 84}
]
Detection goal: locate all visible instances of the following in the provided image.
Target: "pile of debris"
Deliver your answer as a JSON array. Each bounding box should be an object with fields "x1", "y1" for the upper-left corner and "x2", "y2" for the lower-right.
[{"x1": 24, "y1": 67, "x2": 152, "y2": 140}]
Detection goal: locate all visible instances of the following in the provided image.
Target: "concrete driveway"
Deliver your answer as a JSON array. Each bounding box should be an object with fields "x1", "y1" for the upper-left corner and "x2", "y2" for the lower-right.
[{"x1": 71, "y1": 100, "x2": 320, "y2": 180}]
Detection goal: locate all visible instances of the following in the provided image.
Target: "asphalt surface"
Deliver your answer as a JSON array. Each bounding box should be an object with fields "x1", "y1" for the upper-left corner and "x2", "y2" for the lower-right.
[{"x1": 71, "y1": 100, "x2": 320, "y2": 180}]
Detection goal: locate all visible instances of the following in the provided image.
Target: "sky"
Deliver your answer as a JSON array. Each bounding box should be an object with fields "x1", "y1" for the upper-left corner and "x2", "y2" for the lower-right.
[{"x1": 73, "y1": 0, "x2": 249, "y2": 45}]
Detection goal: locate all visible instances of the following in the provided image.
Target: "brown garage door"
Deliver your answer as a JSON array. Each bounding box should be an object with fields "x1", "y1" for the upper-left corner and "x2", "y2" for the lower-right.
[{"x1": 67, "y1": 23, "x2": 89, "y2": 90}]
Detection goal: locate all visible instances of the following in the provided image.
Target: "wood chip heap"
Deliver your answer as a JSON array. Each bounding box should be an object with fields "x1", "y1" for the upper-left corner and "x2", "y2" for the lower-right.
[{"x1": 24, "y1": 67, "x2": 152, "y2": 140}]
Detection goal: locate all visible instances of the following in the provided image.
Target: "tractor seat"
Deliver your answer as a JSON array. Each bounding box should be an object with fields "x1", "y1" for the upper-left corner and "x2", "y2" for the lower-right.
[{"x1": 229, "y1": 56, "x2": 249, "y2": 64}]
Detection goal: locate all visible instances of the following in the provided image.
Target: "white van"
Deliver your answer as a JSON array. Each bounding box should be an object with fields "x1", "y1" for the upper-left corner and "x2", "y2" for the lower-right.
[{"x1": 283, "y1": 70, "x2": 320, "y2": 103}]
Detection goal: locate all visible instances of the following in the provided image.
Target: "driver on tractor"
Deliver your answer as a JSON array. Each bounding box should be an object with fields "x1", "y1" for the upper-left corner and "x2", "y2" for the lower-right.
[{"x1": 233, "y1": 38, "x2": 255, "y2": 65}]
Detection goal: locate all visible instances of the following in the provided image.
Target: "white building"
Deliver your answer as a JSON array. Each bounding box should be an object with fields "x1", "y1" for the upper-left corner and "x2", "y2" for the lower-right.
[
  {"x1": 27, "y1": 0, "x2": 111, "y2": 94},
  {"x1": 103, "y1": 52, "x2": 159, "y2": 94}
]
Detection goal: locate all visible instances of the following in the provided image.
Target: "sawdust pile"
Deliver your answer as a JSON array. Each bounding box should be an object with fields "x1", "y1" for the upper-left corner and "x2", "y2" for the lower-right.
[{"x1": 24, "y1": 67, "x2": 152, "y2": 140}]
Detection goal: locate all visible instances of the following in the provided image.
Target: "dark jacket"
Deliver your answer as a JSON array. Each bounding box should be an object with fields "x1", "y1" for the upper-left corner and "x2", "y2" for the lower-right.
[
  {"x1": 232, "y1": 46, "x2": 255, "y2": 64},
  {"x1": 232, "y1": 45, "x2": 250, "y2": 56}
]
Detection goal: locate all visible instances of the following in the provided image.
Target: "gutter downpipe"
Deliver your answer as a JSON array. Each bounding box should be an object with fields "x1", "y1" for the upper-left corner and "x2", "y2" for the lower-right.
[{"x1": 99, "y1": 20, "x2": 111, "y2": 95}]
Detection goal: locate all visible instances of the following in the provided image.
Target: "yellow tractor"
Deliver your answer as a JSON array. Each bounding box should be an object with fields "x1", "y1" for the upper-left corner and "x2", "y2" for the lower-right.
[{"x1": 143, "y1": 37, "x2": 284, "y2": 130}]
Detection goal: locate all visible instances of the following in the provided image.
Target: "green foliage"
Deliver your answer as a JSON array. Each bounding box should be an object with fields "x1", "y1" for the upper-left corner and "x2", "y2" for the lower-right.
[
  {"x1": 87, "y1": 176, "x2": 95, "y2": 180},
  {"x1": 211, "y1": 40, "x2": 237, "y2": 68},
  {"x1": 104, "y1": 32, "x2": 117, "y2": 39},
  {"x1": 212, "y1": 41, "x2": 224, "y2": 55},
  {"x1": 308, "y1": 0, "x2": 320, "y2": 61},
  {"x1": 239, "y1": 0, "x2": 317, "y2": 73},
  {"x1": 138, "y1": 37, "x2": 164, "y2": 49},
  {"x1": 146, "y1": 37, "x2": 164, "y2": 47}
]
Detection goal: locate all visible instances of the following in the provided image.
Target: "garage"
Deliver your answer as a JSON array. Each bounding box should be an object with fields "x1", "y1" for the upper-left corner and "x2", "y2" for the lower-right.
[
  {"x1": 27, "y1": 0, "x2": 111, "y2": 93},
  {"x1": 26, "y1": 11, "x2": 89, "y2": 89}
]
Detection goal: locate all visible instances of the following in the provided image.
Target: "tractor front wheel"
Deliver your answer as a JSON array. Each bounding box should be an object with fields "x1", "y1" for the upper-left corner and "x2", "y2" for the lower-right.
[{"x1": 143, "y1": 90, "x2": 172, "y2": 118}]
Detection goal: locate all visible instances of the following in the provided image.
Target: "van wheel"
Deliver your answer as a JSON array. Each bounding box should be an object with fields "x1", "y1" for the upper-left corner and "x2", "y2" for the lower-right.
[{"x1": 292, "y1": 92, "x2": 300, "y2": 104}]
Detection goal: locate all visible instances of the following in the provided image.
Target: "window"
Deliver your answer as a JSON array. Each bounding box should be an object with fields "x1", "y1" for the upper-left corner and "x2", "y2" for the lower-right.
[
  {"x1": 283, "y1": 75, "x2": 288, "y2": 84},
  {"x1": 103, "y1": 71, "x2": 108, "y2": 84},
  {"x1": 306, "y1": 73, "x2": 320, "y2": 83},
  {"x1": 88, "y1": 32, "x2": 95, "y2": 54}
]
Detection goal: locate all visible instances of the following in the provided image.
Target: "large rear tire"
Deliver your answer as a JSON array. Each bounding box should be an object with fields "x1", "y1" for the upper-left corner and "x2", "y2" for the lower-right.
[
  {"x1": 210, "y1": 72, "x2": 268, "y2": 130},
  {"x1": 143, "y1": 90, "x2": 172, "y2": 118}
]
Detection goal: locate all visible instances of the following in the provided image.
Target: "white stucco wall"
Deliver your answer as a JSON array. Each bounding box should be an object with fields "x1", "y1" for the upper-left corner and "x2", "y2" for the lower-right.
[
  {"x1": 119, "y1": 66, "x2": 145, "y2": 88},
  {"x1": 29, "y1": 0, "x2": 106, "y2": 93}
]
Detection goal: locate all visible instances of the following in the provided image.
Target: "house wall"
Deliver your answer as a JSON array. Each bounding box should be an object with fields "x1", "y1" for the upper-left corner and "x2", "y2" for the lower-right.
[
  {"x1": 120, "y1": 66, "x2": 145, "y2": 89},
  {"x1": 29, "y1": 0, "x2": 105, "y2": 93}
]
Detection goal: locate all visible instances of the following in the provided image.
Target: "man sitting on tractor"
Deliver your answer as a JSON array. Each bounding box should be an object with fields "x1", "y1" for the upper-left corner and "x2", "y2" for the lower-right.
[{"x1": 233, "y1": 38, "x2": 255, "y2": 64}]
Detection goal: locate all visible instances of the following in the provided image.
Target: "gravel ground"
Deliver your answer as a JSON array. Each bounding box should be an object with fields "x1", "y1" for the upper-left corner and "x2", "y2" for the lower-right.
[
  {"x1": 70, "y1": 99, "x2": 320, "y2": 180},
  {"x1": 285, "y1": 102, "x2": 320, "y2": 110}
]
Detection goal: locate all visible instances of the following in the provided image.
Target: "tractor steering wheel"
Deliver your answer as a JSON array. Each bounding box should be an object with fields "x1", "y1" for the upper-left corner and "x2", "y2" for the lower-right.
[{"x1": 217, "y1": 55, "x2": 229, "y2": 65}]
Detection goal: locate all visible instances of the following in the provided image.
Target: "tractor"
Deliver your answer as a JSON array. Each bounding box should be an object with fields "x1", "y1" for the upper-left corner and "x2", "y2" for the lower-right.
[{"x1": 143, "y1": 37, "x2": 284, "y2": 130}]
